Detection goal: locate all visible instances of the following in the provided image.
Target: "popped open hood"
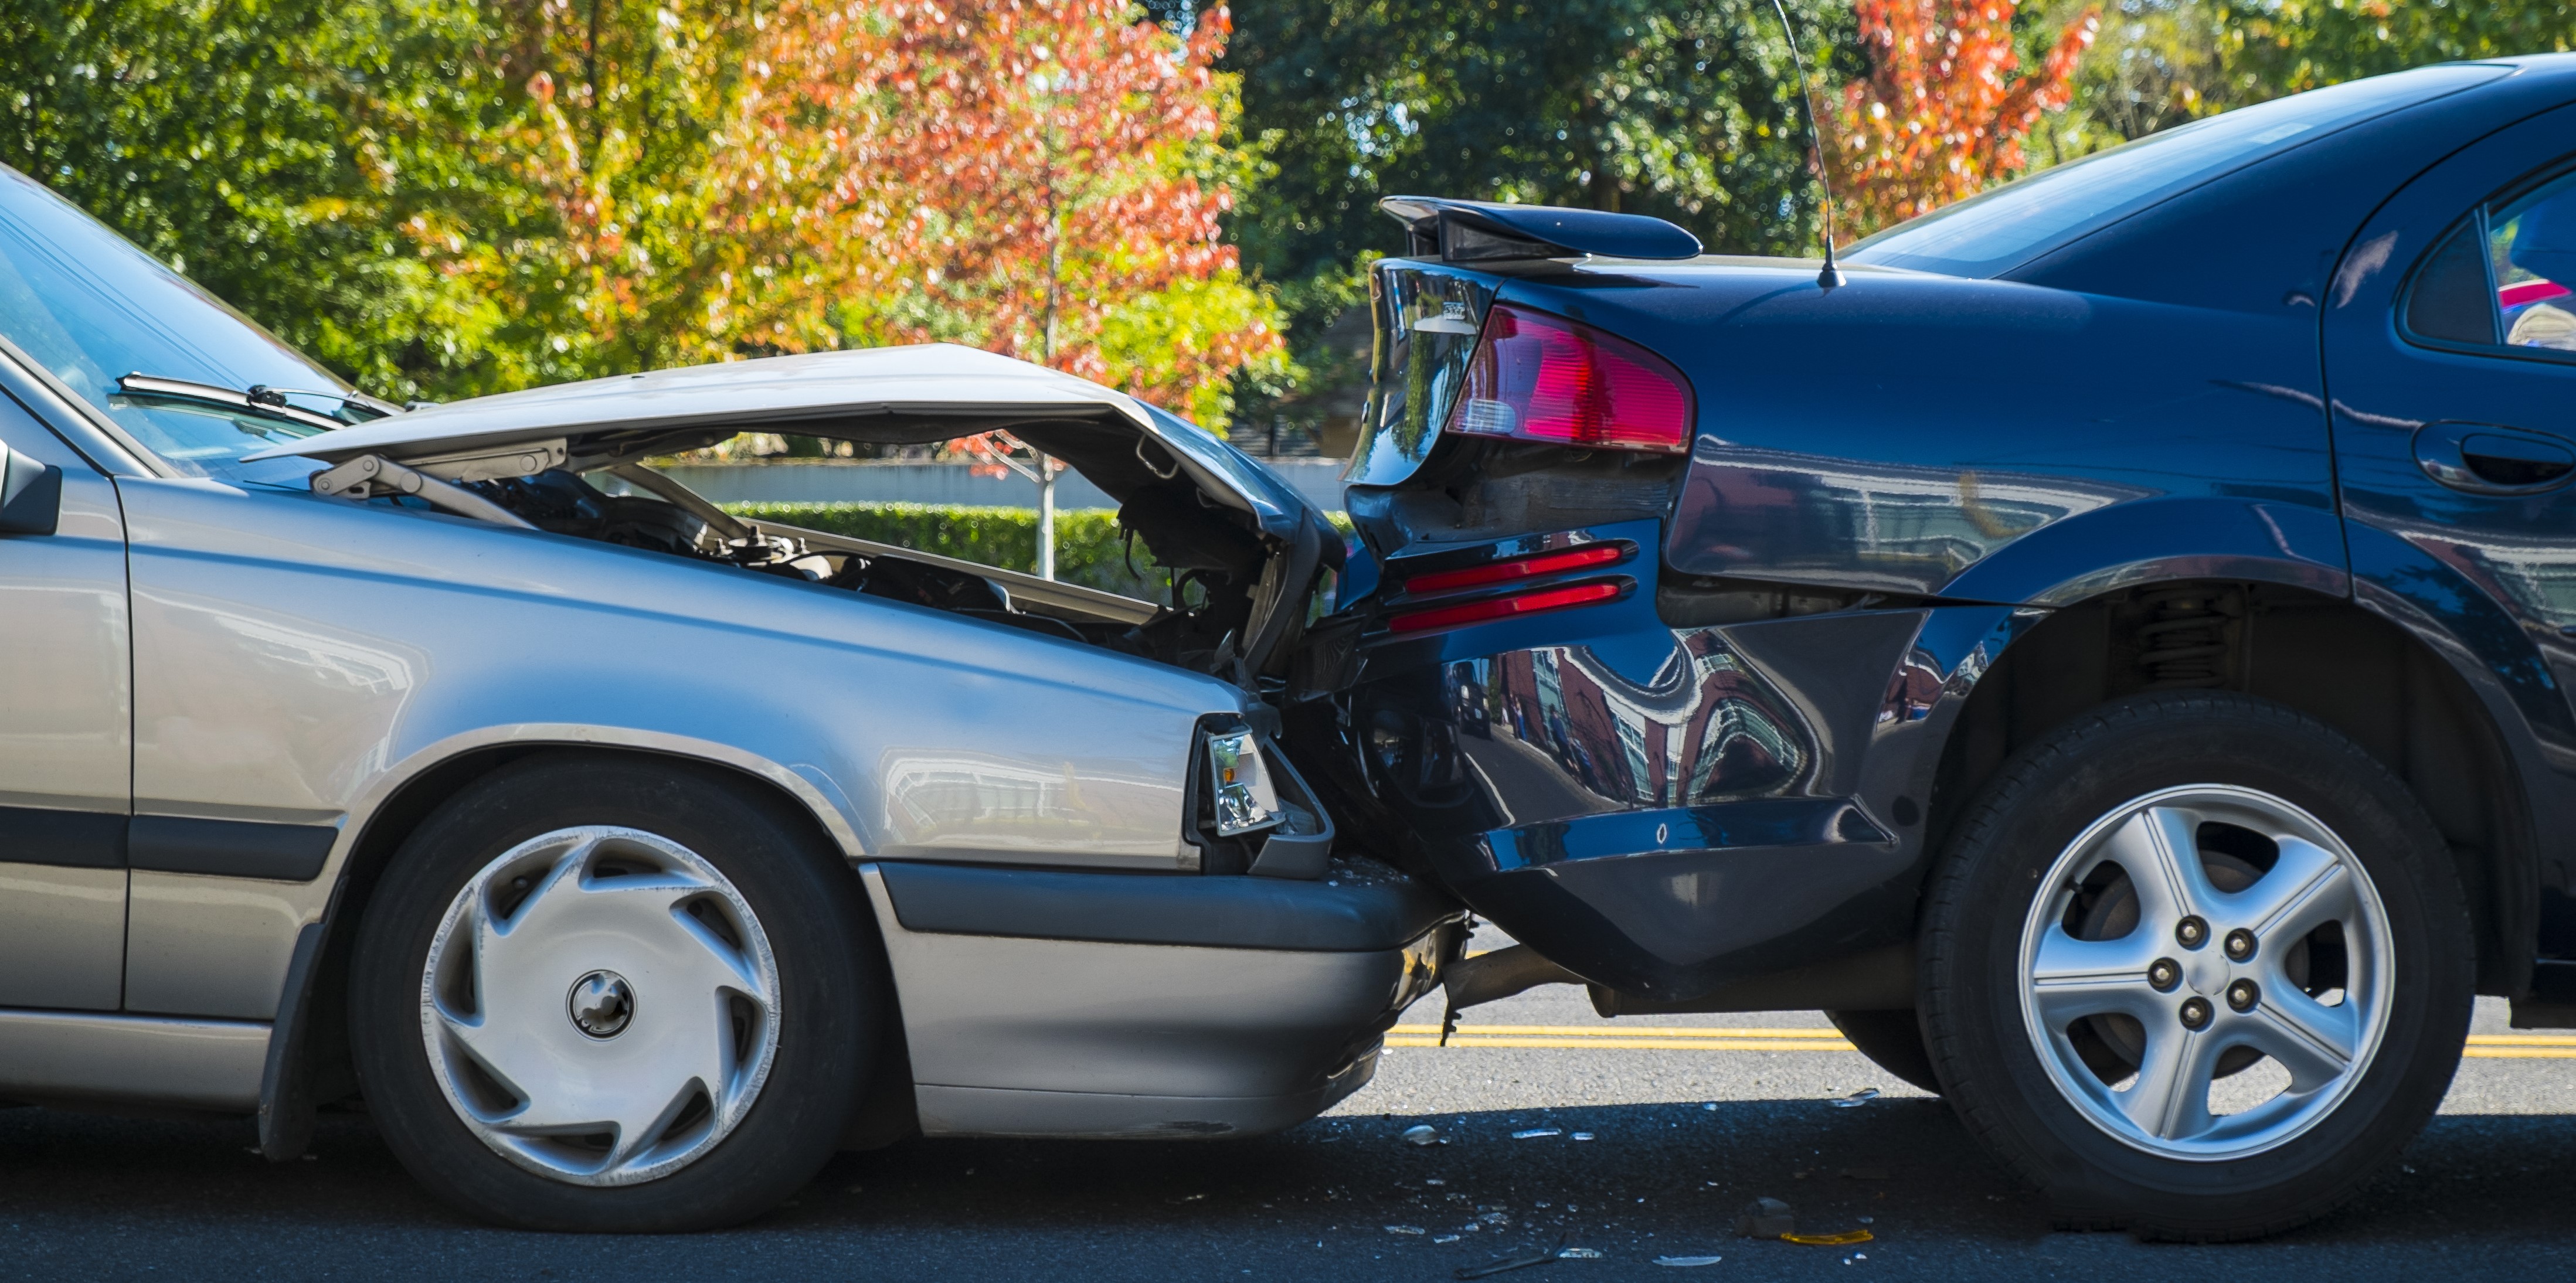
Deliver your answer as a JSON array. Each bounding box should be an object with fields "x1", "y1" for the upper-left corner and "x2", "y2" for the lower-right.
[{"x1": 245, "y1": 343, "x2": 1316, "y2": 541}]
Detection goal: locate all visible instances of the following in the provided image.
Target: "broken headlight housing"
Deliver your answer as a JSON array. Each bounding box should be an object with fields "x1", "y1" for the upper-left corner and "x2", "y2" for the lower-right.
[{"x1": 1203, "y1": 724, "x2": 1284, "y2": 838}]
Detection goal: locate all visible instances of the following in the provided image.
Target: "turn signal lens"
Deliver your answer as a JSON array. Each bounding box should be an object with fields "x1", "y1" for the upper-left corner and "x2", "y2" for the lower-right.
[
  {"x1": 1401, "y1": 542, "x2": 1629, "y2": 595},
  {"x1": 1386, "y1": 580, "x2": 1625, "y2": 634},
  {"x1": 1445, "y1": 304, "x2": 1693, "y2": 454}
]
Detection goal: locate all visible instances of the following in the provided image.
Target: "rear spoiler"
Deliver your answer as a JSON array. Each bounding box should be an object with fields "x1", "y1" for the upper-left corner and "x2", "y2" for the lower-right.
[{"x1": 1377, "y1": 196, "x2": 1701, "y2": 264}]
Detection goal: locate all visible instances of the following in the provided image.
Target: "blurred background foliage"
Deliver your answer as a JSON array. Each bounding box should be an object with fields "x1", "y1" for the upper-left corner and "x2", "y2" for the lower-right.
[{"x1": 5, "y1": 0, "x2": 2572, "y2": 438}]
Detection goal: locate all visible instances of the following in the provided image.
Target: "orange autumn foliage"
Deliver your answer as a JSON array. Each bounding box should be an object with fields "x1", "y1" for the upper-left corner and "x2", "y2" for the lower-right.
[
  {"x1": 1830, "y1": 0, "x2": 2099, "y2": 234},
  {"x1": 451, "y1": 0, "x2": 1280, "y2": 431}
]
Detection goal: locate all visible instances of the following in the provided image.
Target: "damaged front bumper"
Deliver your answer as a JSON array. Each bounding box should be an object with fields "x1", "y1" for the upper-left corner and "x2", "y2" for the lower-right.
[{"x1": 857, "y1": 856, "x2": 1464, "y2": 1139}]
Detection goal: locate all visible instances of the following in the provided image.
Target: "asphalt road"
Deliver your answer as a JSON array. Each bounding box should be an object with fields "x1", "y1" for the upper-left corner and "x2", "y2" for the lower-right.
[{"x1": 4, "y1": 941, "x2": 2574, "y2": 1281}]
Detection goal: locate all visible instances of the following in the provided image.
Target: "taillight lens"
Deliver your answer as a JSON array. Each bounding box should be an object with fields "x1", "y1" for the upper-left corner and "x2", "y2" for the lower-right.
[
  {"x1": 1444, "y1": 304, "x2": 1693, "y2": 454},
  {"x1": 1401, "y1": 542, "x2": 1629, "y2": 595},
  {"x1": 1386, "y1": 580, "x2": 1625, "y2": 633}
]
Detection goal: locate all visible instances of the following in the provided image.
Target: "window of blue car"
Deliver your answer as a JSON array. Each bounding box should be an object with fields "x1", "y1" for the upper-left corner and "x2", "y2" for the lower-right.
[
  {"x1": 2402, "y1": 167, "x2": 2576, "y2": 360},
  {"x1": 0, "y1": 165, "x2": 352, "y2": 479},
  {"x1": 1844, "y1": 64, "x2": 2510, "y2": 279}
]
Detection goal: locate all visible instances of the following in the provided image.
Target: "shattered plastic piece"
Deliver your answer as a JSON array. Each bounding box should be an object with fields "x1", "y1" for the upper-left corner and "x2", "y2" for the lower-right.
[
  {"x1": 1480, "y1": 1211, "x2": 1512, "y2": 1224},
  {"x1": 1781, "y1": 1230, "x2": 1874, "y2": 1247},
  {"x1": 1427, "y1": 1178, "x2": 1448, "y2": 1186},
  {"x1": 1454, "y1": 1236, "x2": 1568, "y2": 1280},
  {"x1": 1857, "y1": 1217, "x2": 1873, "y2": 1225},
  {"x1": 1829, "y1": 1088, "x2": 1881, "y2": 1108},
  {"x1": 1511, "y1": 1128, "x2": 1564, "y2": 1139},
  {"x1": 1654, "y1": 1258, "x2": 1725, "y2": 1268},
  {"x1": 1557, "y1": 1247, "x2": 1603, "y2": 1259},
  {"x1": 1702, "y1": 1102, "x2": 1718, "y2": 1111},
  {"x1": 1388, "y1": 1226, "x2": 1428, "y2": 1236},
  {"x1": 1840, "y1": 1165, "x2": 1890, "y2": 1180},
  {"x1": 1735, "y1": 1197, "x2": 1796, "y2": 1238},
  {"x1": 1571, "y1": 1132, "x2": 1595, "y2": 1141},
  {"x1": 1436, "y1": 1236, "x2": 1464, "y2": 1244},
  {"x1": 1406, "y1": 1124, "x2": 1446, "y2": 1146}
]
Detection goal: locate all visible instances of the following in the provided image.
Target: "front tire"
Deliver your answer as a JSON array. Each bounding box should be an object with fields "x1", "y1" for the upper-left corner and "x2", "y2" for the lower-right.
[
  {"x1": 1919, "y1": 693, "x2": 2472, "y2": 1240},
  {"x1": 350, "y1": 753, "x2": 881, "y2": 1231}
]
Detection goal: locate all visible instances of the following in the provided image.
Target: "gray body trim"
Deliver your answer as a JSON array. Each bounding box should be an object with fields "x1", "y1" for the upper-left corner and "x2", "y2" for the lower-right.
[
  {"x1": 859, "y1": 864, "x2": 1437, "y2": 1139},
  {"x1": 877, "y1": 860, "x2": 1455, "y2": 952},
  {"x1": 0, "y1": 1010, "x2": 268, "y2": 1111}
]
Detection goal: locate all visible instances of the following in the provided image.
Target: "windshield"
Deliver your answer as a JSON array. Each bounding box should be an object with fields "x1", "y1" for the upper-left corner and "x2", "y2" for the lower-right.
[
  {"x1": 0, "y1": 164, "x2": 354, "y2": 481},
  {"x1": 1844, "y1": 63, "x2": 2511, "y2": 278}
]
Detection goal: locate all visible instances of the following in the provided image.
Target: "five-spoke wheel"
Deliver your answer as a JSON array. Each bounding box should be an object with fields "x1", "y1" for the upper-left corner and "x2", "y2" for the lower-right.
[
  {"x1": 2018, "y1": 785, "x2": 2390, "y2": 1159},
  {"x1": 1921, "y1": 693, "x2": 2472, "y2": 1241}
]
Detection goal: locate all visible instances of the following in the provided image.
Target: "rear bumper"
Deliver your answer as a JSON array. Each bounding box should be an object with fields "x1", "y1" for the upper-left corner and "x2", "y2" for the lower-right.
[
  {"x1": 1327, "y1": 550, "x2": 2020, "y2": 1003},
  {"x1": 858, "y1": 859, "x2": 1460, "y2": 1139}
]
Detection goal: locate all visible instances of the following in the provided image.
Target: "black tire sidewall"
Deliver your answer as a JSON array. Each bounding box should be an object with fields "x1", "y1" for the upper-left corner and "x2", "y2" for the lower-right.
[
  {"x1": 349, "y1": 753, "x2": 881, "y2": 1231},
  {"x1": 1922, "y1": 695, "x2": 2473, "y2": 1236}
]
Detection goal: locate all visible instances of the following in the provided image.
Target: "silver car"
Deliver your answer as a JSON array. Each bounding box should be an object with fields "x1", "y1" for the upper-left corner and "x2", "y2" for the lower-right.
[{"x1": 0, "y1": 165, "x2": 1456, "y2": 1230}]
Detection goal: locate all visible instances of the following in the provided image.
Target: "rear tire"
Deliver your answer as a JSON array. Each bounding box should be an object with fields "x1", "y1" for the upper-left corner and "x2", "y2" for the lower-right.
[
  {"x1": 1919, "y1": 693, "x2": 2472, "y2": 1241},
  {"x1": 1826, "y1": 1009, "x2": 1941, "y2": 1094},
  {"x1": 350, "y1": 753, "x2": 882, "y2": 1231}
]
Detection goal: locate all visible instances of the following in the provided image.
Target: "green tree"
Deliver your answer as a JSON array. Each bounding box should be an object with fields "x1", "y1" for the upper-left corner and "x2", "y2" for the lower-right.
[{"x1": 1224, "y1": 0, "x2": 1857, "y2": 421}]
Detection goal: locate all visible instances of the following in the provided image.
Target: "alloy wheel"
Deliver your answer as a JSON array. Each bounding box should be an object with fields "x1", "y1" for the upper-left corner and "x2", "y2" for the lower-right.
[{"x1": 2016, "y1": 785, "x2": 2394, "y2": 1161}]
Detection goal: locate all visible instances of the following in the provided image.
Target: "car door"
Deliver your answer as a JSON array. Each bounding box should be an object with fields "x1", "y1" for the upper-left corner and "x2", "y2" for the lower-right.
[
  {"x1": 2325, "y1": 102, "x2": 2576, "y2": 955},
  {"x1": 0, "y1": 386, "x2": 130, "y2": 1010}
]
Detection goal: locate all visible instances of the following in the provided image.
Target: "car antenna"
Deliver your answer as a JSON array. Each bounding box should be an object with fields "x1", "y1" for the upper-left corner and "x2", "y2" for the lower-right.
[{"x1": 1766, "y1": 0, "x2": 1846, "y2": 288}]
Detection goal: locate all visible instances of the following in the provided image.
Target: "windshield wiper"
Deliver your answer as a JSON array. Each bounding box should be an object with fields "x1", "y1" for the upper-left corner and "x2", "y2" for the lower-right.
[{"x1": 115, "y1": 373, "x2": 402, "y2": 430}]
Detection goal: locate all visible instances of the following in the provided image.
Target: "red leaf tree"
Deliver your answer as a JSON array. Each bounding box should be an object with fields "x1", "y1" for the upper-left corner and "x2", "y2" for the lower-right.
[{"x1": 1830, "y1": 0, "x2": 2098, "y2": 234}]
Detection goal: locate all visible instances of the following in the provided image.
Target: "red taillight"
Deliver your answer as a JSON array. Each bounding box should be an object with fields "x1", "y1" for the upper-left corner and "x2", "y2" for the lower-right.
[
  {"x1": 1386, "y1": 580, "x2": 1625, "y2": 633},
  {"x1": 1444, "y1": 304, "x2": 1693, "y2": 454},
  {"x1": 1401, "y1": 543, "x2": 1628, "y2": 595}
]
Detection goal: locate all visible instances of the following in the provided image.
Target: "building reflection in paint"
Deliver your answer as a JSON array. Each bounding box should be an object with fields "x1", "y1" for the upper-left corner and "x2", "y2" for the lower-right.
[{"x1": 1445, "y1": 628, "x2": 1811, "y2": 828}]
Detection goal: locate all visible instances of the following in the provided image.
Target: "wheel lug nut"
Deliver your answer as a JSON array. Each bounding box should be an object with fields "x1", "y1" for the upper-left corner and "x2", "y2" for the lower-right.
[
  {"x1": 2179, "y1": 996, "x2": 2213, "y2": 1030},
  {"x1": 2228, "y1": 979, "x2": 2260, "y2": 1013},
  {"x1": 2176, "y1": 916, "x2": 2209, "y2": 949},
  {"x1": 2148, "y1": 958, "x2": 2181, "y2": 992},
  {"x1": 2224, "y1": 929, "x2": 2256, "y2": 961}
]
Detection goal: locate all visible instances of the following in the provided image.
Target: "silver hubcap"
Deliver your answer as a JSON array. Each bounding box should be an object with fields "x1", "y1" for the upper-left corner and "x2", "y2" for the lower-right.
[
  {"x1": 420, "y1": 826, "x2": 780, "y2": 1186},
  {"x1": 2016, "y1": 785, "x2": 2393, "y2": 1161}
]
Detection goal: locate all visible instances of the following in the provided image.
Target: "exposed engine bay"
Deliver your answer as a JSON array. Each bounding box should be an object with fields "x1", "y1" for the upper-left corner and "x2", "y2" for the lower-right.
[{"x1": 424, "y1": 417, "x2": 1323, "y2": 680}]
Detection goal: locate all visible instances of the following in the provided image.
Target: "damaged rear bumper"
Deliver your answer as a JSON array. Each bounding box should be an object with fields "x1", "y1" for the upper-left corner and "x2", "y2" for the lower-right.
[{"x1": 857, "y1": 858, "x2": 1463, "y2": 1139}]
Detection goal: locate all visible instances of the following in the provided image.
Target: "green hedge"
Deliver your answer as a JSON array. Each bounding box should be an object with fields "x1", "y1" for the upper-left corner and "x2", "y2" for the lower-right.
[
  {"x1": 727, "y1": 502, "x2": 1172, "y2": 598},
  {"x1": 726, "y1": 501, "x2": 1353, "y2": 603}
]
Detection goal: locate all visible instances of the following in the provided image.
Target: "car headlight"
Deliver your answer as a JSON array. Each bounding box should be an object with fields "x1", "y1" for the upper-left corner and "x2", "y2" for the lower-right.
[{"x1": 1204, "y1": 726, "x2": 1284, "y2": 837}]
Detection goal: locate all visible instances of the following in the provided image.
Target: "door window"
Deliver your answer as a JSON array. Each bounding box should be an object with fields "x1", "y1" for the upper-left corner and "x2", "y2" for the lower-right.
[{"x1": 2404, "y1": 168, "x2": 2576, "y2": 358}]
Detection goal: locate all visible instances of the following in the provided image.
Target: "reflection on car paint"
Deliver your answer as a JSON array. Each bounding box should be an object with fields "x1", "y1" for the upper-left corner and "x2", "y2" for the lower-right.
[
  {"x1": 1670, "y1": 442, "x2": 2146, "y2": 594},
  {"x1": 1450, "y1": 629, "x2": 1810, "y2": 827}
]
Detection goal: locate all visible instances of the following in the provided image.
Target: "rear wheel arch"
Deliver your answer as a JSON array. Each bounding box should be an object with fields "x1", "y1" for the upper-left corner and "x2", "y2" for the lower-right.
[
  {"x1": 1923, "y1": 580, "x2": 2537, "y2": 998},
  {"x1": 273, "y1": 743, "x2": 894, "y2": 1155}
]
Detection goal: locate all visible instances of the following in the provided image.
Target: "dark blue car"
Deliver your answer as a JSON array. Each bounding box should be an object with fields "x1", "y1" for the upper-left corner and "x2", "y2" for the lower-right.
[{"x1": 1300, "y1": 54, "x2": 2576, "y2": 1240}]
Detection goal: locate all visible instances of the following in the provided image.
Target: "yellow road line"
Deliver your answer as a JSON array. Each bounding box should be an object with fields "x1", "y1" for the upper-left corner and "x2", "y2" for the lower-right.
[
  {"x1": 1389, "y1": 1037, "x2": 1857, "y2": 1051},
  {"x1": 1389, "y1": 1024, "x2": 1848, "y2": 1039},
  {"x1": 1383, "y1": 1026, "x2": 2576, "y2": 1058}
]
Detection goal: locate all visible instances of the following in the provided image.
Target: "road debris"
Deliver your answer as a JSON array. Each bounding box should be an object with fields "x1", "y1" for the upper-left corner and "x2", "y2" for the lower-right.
[
  {"x1": 1388, "y1": 1225, "x2": 1428, "y2": 1235},
  {"x1": 1454, "y1": 1235, "x2": 1569, "y2": 1279},
  {"x1": 1405, "y1": 1124, "x2": 1446, "y2": 1146},
  {"x1": 1653, "y1": 1257, "x2": 1725, "y2": 1268},
  {"x1": 1782, "y1": 1230, "x2": 1874, "y2": 1247},
  {"x1": 1436, "y1": 1235, "x2": 1464, "y2": 1244},
  {"x1": 1512, "y1": 1128, "x2": 1564, "y2": 1139},
  {"x1": 1735, "y1": 1197, "x2": 1797, "y2": 1238},
  {"x1": 1557, "y1": 1247, "x2": 1603, "y2": 1259},
  {"x1": 1570, "y1": 1132, "x2": 1595, "y2": 1141},
  {"x1": 1829, "y1": 1088, "x2": 1881, "y2": 1108}
]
